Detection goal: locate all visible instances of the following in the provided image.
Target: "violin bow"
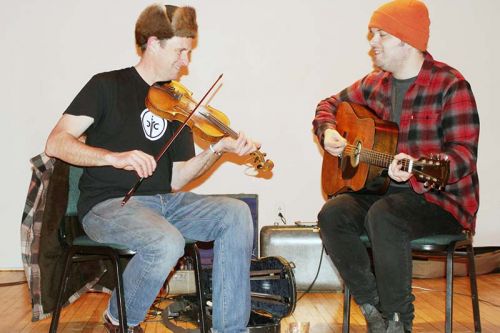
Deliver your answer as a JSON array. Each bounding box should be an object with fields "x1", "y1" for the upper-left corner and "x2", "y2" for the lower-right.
[{"x1": 121, "y1": 74, "x2": 224, "y2": 206}]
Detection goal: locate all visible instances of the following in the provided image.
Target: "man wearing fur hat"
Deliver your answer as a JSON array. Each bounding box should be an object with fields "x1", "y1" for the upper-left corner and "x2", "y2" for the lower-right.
[
  {"x1": 46, "y1": 4, "x2": 257, "y2": 333},
  {"x1": 313, "y1": 1, "x2": 479, "y2": 332}
]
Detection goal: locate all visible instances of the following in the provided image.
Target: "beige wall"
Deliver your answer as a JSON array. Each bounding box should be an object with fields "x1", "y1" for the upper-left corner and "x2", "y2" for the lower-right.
[{"x1": 1, "y1": 0, "x2": 498, "y2": 268}]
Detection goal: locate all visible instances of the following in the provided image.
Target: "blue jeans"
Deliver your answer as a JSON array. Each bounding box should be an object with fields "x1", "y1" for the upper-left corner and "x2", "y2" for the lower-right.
[
  {"x1": 82, "y1": 192, "x2": 253, "y2": 332},
  {"x1": 318, "y1": 187, "x2": 463, "y2": 325}
]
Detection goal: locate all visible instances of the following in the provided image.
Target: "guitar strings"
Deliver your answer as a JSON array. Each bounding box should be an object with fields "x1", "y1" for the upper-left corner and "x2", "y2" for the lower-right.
[{"x1": 342, "y1": 144, "x2": 411, "y2": 171}]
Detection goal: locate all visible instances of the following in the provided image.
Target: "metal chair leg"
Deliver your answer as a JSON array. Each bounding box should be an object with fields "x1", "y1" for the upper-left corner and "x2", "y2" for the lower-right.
[
  {"x1": 192, "y1": 244, "x2": 208, "y2": 333},
  {"x1": 466, "y1": 244, "x2": 482, "y2": 332},
  {"x1": 342, "y1": 286, "x2": 351, "y2": 333},
  {"x1": 445, "y1": 243, "x2": 455, "y2": 333},
  {"x1": 49, "y1": 248, "x2": 75, "y2": 333},
  {"x1": 110, "y1": 251, "x2": 127, "y2": 333}
]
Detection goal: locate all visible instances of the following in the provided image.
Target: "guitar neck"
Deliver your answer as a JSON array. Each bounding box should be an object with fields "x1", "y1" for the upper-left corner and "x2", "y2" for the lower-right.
[{"x1": 345, "y1": 144, "x2": 412, "y2": 172}]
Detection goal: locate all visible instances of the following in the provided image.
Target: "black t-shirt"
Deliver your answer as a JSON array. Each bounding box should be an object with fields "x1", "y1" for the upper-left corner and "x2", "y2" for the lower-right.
[{"x1": 64, "y1": 67, "x2": 195, "y2": 219}]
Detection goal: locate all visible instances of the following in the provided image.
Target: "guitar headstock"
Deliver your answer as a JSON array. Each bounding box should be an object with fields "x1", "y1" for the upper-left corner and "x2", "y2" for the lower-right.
[{"x1": 412, "y1": 155, "x2": 450, "y2": 190}]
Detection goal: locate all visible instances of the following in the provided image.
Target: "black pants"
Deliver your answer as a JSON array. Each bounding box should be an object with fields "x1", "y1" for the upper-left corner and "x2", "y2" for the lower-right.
[{"x1": 318, "y1": 187, "x2": 463, "y2": 324}]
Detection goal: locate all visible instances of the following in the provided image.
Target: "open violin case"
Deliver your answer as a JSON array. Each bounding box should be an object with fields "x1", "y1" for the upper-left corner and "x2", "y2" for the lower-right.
[
  {"x1": 247, "y1": 256, "x2": 297, "y2": 332},
  {"x1": 162, "y1": 256, "x2": 296, "y2": 332}
]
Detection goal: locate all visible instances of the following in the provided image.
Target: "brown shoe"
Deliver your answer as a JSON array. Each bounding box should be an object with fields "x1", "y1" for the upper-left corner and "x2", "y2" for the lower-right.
[{"x1": 103, "y1": 312, "x2": 144, "y2": 333}]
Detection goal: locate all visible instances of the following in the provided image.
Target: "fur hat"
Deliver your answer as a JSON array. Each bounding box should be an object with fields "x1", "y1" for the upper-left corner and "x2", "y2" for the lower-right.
[
  {"x1": 369, "y1": 0, "x2": 430, "y2": 51},
  {"x1": 135, "y1": 4, "x2": 197, "y2": 49}
]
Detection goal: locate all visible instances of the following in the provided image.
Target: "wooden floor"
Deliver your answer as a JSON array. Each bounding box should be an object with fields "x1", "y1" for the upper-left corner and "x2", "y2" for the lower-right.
[{"x1": 1, "y1": 271, "x2": 499, "y2": 332}]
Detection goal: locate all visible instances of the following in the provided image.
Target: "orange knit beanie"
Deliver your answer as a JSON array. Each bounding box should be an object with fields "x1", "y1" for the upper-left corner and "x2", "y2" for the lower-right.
[{"x1": 369, "y1": 0, "x2": 430, "y2": 51}]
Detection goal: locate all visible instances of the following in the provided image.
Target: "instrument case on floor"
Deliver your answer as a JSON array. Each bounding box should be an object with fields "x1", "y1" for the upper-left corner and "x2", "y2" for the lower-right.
[
  {"x1": 260, "y1": 224, "x2": 343, "y2": 292},
  {"x1": 247, "y1": 256, "x2": 296, "y2": 332},
  {"x1": 163, "y1": 255, "x2": 296, "y2": 333}
]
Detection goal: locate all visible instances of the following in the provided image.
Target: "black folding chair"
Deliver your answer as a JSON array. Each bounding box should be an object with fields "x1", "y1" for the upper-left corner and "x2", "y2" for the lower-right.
[
  {"x1": 342, "y1": 232, "x2": 481, "y2": 333},
  {"x1": 49, "y1": 166, "x2": 208, "y2": 333}
]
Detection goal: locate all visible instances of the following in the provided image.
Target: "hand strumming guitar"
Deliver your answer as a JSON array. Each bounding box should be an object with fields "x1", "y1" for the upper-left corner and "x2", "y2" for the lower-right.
[{"x1": 323, "y1": 128, "x2": 347, "y2": 157}]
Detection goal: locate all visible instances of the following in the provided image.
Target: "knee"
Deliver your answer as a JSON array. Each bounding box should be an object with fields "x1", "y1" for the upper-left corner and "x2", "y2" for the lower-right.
[
  {"x1": 318, "y1": 200, "x2": 347, "y2": 232},
  {"x1": 365, "y1": 200, "x2": 399, "y2": 237},
  {"x1": 141, "y1": 232, "x2": 186, "y2": 260},
  {"x1": 318, "y1": 204, "x2": 334, "y2": 228},
  {"x1": 318, "y1": 200, "x2": 335, "y2": 230},
  {"x1": 219, "y1": 198, "x2": 254, "y2": 247},
  {"x1": 223, "y1": 198, "x2": 253, "y2": 232}
]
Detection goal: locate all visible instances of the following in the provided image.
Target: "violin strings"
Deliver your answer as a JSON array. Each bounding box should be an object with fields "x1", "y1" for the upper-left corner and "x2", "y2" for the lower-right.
[
  {"x1": 161, "y1": 102, "x2": 239, "y2": 140},
  {"x1": 198, "y1": 108, "x2": 238, "y2": 138}
]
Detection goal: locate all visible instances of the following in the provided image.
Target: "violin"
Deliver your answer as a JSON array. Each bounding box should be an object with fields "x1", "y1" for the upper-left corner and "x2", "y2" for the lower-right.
[{"x1": 145, "y1": 80, "x2": 274, "y2": 172}]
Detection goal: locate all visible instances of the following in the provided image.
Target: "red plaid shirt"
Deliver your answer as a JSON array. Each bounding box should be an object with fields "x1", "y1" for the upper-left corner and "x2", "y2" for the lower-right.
[{"x1": 313, "y1": 53, "x2": 479, "y2": 231}]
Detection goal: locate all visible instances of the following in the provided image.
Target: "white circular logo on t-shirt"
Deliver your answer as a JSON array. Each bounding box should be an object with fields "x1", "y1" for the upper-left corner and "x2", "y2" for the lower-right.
[{"x1": 141, "y1": 109, "x2": 167, "y2": 141}]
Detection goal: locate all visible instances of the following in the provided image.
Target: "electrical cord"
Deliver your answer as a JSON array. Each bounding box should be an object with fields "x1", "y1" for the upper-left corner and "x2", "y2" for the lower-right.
[
  {"x1": 145, "y1": 281, "x2": 173, "y2": 321},
  {"x1": 296, "y1": 245, "x2": 325, "y2": 302},
  {"x1": 278, "y1": 212, "x2": 287, "y2": 225}
]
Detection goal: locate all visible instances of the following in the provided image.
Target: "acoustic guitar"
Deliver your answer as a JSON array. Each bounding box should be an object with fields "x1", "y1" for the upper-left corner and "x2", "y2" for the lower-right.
[{"x1": 321, "y1": 102, "x2": 450, "y2": 197}]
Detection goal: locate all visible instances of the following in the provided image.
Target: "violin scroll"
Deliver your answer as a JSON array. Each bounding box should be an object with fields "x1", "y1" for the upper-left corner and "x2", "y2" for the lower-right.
[{"x1": 250, "y1": 150, "x2": 274, "y2": 172}]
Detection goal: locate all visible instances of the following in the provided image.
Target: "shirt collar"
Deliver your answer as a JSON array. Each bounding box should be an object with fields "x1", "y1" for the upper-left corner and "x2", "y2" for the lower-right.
[{"x1": 414, "y1": 52, "x2": 434, "y2": 87}]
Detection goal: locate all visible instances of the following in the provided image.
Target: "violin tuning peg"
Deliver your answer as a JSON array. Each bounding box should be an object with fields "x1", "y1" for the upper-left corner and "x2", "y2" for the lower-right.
[{"x1": 264, "y1": 159, "x2": 274, "y2": 171}]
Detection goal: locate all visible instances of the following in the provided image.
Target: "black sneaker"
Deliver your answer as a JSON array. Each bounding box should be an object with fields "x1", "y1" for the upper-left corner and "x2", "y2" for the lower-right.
[
  {"x1": 103, "y1": 312, "x2": 144, "y2": 333},
  {"x1": 360, "y1": 303, "x2": 386, "y2": 333}
]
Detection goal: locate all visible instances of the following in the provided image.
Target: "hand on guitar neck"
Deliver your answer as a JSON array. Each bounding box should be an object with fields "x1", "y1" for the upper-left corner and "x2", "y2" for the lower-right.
[{"x1": 388, "y1": 152, "x2": 414, "y2": 183}]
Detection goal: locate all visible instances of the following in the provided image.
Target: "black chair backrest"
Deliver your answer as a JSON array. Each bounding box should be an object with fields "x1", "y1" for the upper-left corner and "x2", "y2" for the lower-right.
[
  {"x1": 66, "y1": 166, "x2": 83, "y2": 217},
  {"x1": 59, "y1": 166, "x2": 84, "y2": 246}
]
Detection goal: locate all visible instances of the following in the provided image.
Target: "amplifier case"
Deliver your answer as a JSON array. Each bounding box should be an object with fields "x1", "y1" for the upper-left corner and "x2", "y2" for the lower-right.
[{"x1": 260, "y1": 225, "x2": 343, "y2": 292}]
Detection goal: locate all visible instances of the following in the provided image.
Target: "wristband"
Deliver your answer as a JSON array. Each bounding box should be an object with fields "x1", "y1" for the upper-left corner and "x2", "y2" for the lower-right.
[{"x1": 209, "y1": 144, "x2": 222, "y2": 156}]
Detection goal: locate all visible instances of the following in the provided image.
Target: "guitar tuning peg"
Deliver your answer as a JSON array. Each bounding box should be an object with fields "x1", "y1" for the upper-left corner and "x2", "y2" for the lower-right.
[
  {"x1": 442, "y1": 154, "x2": 449, "y2": 161},
  {"x1": 430, "y1": 154, "x2": 440, "y2": 161}
]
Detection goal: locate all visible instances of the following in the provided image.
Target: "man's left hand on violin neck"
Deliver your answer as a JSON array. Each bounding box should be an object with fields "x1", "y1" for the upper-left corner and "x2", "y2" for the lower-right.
[{"x1": 211, "y1": 131, "x2": 261, "y2": 157}]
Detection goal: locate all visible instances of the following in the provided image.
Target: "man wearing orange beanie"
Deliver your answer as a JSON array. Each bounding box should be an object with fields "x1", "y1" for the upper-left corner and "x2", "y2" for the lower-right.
[{"x1": 313, "y1": 1, "x2": 479, "y2": 333}]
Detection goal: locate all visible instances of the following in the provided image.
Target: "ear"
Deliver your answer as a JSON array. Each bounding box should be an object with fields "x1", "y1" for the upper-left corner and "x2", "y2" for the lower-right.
[{"x1": 146, "y1": 36, "x2": 161, "y2": 51}]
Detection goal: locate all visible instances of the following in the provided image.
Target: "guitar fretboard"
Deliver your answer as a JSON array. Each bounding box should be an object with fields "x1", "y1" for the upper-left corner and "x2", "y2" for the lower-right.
[{"x1": 343, "y1": 144, "x2": 412, "y2": 172}]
